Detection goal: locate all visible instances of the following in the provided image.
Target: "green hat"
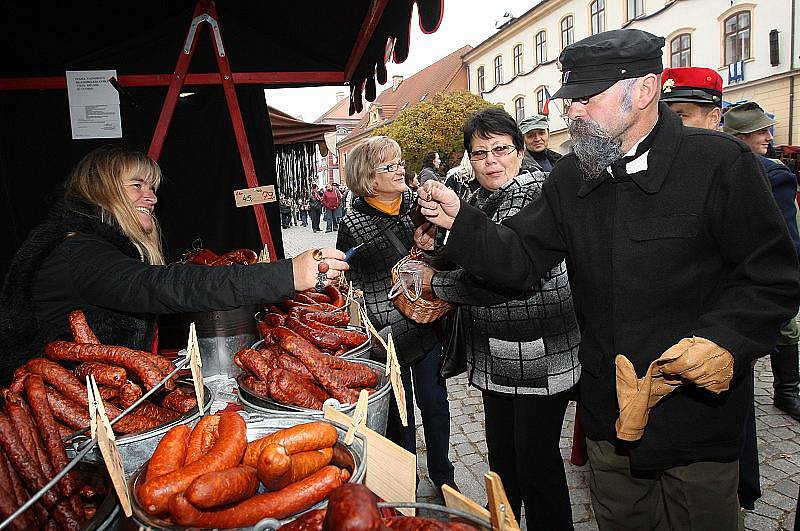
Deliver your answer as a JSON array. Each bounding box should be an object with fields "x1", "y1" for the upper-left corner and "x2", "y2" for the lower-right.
[
  {"x1": 722, "y1": 102, "x2": 777, "y2": 134},
  {"x1": 519, "y1": 114, "x2": 549, "y2": 133}
]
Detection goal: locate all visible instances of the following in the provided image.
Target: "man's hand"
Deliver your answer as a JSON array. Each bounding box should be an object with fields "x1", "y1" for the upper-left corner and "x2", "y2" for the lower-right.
[
  {"x1": 615, "y1": 355, "x2": 682, "y2": 441},
  {"x1": 414, "y1": 224, "x2": 436, "y2": 251},
  {"x1": 417, "y1": 180, "x2": 461, "y2": 230},
  {"x1": 420, "y1": 262, "x2": 436, "y2": 300},
  {"x1": 291, "y1": 248, "x2": 348, "y2": 292},
  {"x1": 657, "y1": 337, "x2": 734, "y2": 393}
]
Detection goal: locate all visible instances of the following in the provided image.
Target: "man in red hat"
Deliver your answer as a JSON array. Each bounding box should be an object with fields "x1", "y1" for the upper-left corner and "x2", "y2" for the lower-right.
[{"x1": 661, "y1": 67, "x2": 723, "y2": 130}]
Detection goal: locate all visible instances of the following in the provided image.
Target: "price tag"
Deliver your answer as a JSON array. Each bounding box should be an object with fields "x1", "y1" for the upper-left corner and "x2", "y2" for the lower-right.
[
  {"x1": 348, "y1": 297, "x2": 362, "y2": 329},
  {"x1": 187, "y1": 323, "x2": 205, "y2": 414},
  {"x1": 324, "y1": 406, "x2": 416, "y2": 515},
  {"x1": 88, "y1": 376, "x2": 132, "y2": 517},
  {"x1": 344, "y1": 390, "x2": 369, "y2": 445},
  {"x1": 386, "y1": 333, "x2": 408, "y2": 427},
  {"x1": 362, "y1": 312, "x2": 388, "y2": 352},
  {"x1": 234, "y1": 185, "x2": 277, "y2": 207}
]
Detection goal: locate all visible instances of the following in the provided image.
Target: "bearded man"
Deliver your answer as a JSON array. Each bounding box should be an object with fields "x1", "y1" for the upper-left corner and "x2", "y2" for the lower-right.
[{"x1": 415, "y1": 29, "x2": 799, "y2": 530}]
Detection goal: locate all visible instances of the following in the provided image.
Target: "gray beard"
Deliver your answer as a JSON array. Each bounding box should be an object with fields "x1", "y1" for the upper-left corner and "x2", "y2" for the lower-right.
[{"x1": 569, "y1": 119, "x2": 624, "y2": 180}]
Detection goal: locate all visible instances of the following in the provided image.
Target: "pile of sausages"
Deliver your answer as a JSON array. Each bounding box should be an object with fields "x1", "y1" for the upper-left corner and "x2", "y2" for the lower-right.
[
  {"x1": 280, "y1": 483, "x2": 479, "y2": 531},
  {"x1": 135, "y1": 416, "x2": 352, "y2": 527},
  {"x1": 11, "y1": 310, "x2": 197, "y2": 436},
  {"x1": 236, "y1": 325, "x2": 379, "y2": 410},
  {"x1": 259, "y1": 286, "x2": 367, "y2": 356},
  {"x1": 184, "y1": 247, "x2": 258, "y2": 266}
]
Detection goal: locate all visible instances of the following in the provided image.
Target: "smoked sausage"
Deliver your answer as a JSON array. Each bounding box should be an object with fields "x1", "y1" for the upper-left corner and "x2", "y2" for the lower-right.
[
  {"x1": 184, "y1": 415, "x2": 221, "y2": 466},
  {"x1": 68, "y1": 310, "x2": 99, "y2": 344},
  {"x1": 244, "y1": 421, "x2": 337, "y2": 468},
  {"x1": 144, "y1": 425, "x2": 191, "y2": 483},
  {"x1": 322, "y1": 483, "x2": 383, "y2": 531},
  {"x1": 44, "y1": 341, "x2": 164, "y2": 390},
  {"x1": 285, "y1": 316, "x2": 342, "y2": 351},
  {"x1": 74, "y1": 362, "x2": 126, "y2": 389},
  {"x1": 185, "y1": 465, "x2": 259, "y2": 509}
]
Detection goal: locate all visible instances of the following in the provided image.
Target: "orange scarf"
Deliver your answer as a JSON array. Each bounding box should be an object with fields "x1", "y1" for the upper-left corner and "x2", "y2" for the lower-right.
[{"x1": 365, "y1": 195, "x2": 402, "y2": 216}]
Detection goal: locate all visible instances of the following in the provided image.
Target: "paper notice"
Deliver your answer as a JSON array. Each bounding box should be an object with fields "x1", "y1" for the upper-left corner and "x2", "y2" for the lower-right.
[{"x1": 66, "y1": 70, "x2": 122, "y2": 139}]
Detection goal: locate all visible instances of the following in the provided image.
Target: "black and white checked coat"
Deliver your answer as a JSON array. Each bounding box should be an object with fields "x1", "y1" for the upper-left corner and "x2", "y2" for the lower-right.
[
  {"x1": 432, "y1": 172, "x2": 581, "y2": 395},
  {"x1": 336, "y1": 191, "x2": 438, "y2": 367}
]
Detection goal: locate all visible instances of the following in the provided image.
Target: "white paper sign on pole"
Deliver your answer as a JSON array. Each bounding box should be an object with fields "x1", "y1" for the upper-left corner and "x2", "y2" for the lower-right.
[{"x1": 66, "y1": 70, "x2": 123, "y2": 139}]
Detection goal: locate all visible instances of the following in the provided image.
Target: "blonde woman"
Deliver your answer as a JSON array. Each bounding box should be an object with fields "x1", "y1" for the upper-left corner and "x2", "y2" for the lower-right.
[
  {"x1": 0, "y1": 146, "x2": 346, "y2": 383},
  {"x1": 336, "y1": 136, "x2": 456, "y2": 496}
]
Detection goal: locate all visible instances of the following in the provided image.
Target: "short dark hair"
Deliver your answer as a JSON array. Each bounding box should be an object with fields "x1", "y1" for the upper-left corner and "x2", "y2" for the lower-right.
[
  {"x1": 422, "y1": 151, "x2": 438, "y2": 168},
  {"x1": 463, "y1": 108, "x2": 524, "y2": 154}
]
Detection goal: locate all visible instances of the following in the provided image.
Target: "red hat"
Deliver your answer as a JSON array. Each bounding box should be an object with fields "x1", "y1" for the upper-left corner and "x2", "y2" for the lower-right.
[{"x1": 661, "y1": 67, "x2": 723, "y2": 106}]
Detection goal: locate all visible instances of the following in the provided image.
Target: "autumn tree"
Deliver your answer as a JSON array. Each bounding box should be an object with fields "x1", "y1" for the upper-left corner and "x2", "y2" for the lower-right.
[{"x1": 371, "y1": 91, "x2": 501, "y2": 173}]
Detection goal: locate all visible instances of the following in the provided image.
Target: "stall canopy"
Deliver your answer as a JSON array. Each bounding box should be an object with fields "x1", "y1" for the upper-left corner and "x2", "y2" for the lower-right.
[{"x1": 0, "y1": 0, "x2": 443, "y2": 278}]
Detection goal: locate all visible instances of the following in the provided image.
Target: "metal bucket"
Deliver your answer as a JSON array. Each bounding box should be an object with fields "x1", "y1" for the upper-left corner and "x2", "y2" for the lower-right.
[
  {"x1": 69, "y1": 382, "x2": 214, "y2": 476},
  {"x1": 187, "y1": 305, "x2": 259, "y2": 377},
  {"x1": 238, "y1": 359, "x2": 391, "y2": 435},
  {"x1": 77, "y1": 460, "x2": 121, "y2": 531},
  {"x1": 128, "y1": 413, "x2": 366, "y2": 530}
]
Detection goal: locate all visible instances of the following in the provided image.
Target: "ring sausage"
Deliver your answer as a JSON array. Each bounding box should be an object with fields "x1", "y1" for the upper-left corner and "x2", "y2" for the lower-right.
[
  {"x1": 184, "y1": 415, "x2": 221, "y2": 466},
  {"x1": 144, "y1": 425, "x2": 190, "y2": 483},
  {"x1": 185, "y1": 465, "x2": 259, "y2": 509},
  {"x1": 261, "y1": 447, "x2": 334, "y2": 491},
  {"x1": 244, "y1": 421, "x2": 337, "y2": 468}
]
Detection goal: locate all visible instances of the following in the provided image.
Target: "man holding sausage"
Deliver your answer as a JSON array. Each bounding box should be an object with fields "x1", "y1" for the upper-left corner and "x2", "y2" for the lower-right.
[{"x1": 416, "y1": 29, "x2": 800, "y2": 529}]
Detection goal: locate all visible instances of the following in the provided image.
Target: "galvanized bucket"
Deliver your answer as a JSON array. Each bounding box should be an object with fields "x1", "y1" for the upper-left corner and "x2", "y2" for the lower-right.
[
  {"x1": 128, "y1": 413, "x2": 366, "y2": 530},
  {"x1": 187, "y1": 305, "x2": 260, "y2": 377},
  {"x1": 238, "y1": 358, "x2": 391, "y2": 436}
]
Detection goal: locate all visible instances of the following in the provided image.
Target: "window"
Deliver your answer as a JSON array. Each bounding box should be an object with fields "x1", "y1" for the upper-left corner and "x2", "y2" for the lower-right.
[
  {"x1": 535, "y1": 31, "x2": 547, "y2": 64},
  {"x1": 536, "y1": 88, "x2": 545, "y2": 114},
  {"x1": 494, "y1": 55, "x2": 503, "y2": 85},
  {"x1": 514, "y1": 97, "x2": 525, "y2": 122},
  {"x1": 627, "y1": 0, "x2": 643, "y2": 20},
  {"x1": 670, "y1": 34, "x2": 691, "y2": 67},
  {"x1": 590, "y1": 0, "x2": 605, "y2": 35},
  {"x1": 513, "y1": 44, "x2": 523, "y2": 75},
  {"x1": 561, "y1": 16, "x2": 574, "y2": 50},
  {"x1": 477, "y1": 66, "x2": 485, "y2": 92},
  {"x1": 724, "y1": 11, "x2": 751, "y2": 65}
]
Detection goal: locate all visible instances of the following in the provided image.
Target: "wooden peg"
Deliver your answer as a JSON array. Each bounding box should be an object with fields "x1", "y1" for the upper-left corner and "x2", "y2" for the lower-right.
[
  {"x1": 441, "y1": 484, "x2": 491, "y2": 522},
  {"x1": 485, "y1": 471, "x2": 520, "y2": 530},
  {"x1": 386, "y1": 333, "x2": 408, "y2": 427},
  {"x1": 344, "y1": 389, "x2": 369, "y2": 445},
  {"x1": 187, "y1": 322, "x2": 205, "y2": 413}
]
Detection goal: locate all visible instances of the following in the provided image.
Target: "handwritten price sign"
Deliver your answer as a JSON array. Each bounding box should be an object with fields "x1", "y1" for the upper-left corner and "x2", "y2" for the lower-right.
[{"x1": 234, "y1": 185, "x2": 277, "y2": 207}]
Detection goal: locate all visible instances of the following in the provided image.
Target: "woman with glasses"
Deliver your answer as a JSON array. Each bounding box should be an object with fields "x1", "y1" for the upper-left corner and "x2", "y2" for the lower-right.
[
  {"x1": 419, "y1": 108, "x2": 580, "y2": 529},
  {"x1": 336, "y1": 136, "x2": 457, "y2": 496}
]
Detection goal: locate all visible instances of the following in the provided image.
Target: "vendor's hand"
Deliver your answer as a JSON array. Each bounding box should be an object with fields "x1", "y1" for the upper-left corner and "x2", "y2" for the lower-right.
[
  {"x1": 656, "y1": 337, "x2": 734, "y2": 393},
  {"x1": 414, "y1": 223, "x2": 436, "y2": 251},
  {"x1": 418, "y1": 180, "x2": 460, "y2": 230},
  {"x1": 420, "y1": 263, "x2": 437, "y2": 300},
  {"x1": 292, "y1": 248, "x2": 348, "y2": 292}
]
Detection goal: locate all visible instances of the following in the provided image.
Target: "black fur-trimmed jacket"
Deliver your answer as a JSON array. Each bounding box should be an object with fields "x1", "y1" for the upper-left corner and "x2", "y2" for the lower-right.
[
  {"x1": 336, "y1": 192, "x2": 438, "y2": 367},
  {"x1": 0, "y1": 199, "x2": 295, "y2": 384}
]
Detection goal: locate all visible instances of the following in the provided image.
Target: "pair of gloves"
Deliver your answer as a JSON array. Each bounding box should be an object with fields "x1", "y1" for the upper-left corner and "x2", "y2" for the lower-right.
[{"x1": 615, "y1": 337, "x2": 734, "y2": 441}]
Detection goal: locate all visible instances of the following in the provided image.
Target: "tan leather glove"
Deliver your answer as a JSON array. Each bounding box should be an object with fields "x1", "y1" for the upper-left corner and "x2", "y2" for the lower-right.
[
  {"x1": 656, "y1": 336, "x2": 734, "y2": 393},
  {"x1": 615, "y1": 355, "x2": 682, "y2": 441}
]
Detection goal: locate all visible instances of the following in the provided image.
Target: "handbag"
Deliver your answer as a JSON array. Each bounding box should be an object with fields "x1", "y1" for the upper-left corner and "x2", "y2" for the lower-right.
[{"x1": 438, "y1": 305, "x2": 467, "y2": 379}]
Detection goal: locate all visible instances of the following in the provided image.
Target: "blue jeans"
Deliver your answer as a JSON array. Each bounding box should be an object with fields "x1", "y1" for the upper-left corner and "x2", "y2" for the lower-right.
[
  {"x1": 324, "y1": 209, "x2": 336, "y2": 232},
  {"x1": 385, "y1": 343, "x2": 455, "y2": 487}
]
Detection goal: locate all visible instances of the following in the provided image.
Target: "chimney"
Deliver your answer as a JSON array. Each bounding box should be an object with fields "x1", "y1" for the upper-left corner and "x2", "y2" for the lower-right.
[
  {"x1": 392, "y1": 75, "x2": 403, "y2": 91},
  {"x1": 335, "y1": 92, "x2": 346, "y2": 102}
]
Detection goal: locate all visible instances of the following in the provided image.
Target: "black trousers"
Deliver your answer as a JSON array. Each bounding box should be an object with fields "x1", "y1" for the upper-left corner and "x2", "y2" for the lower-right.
[
  {"x1": 482, "y1": 390, "x2": 573, "y2": 530},
  {"x1": 309, "y1": 207, "x2": 321, "y2": 231}
]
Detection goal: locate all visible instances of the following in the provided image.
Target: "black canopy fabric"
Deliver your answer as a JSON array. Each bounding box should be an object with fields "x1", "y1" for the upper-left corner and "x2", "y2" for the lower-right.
[{"x1": 0, "y1": 0, "x2": 444, "y2": 279}]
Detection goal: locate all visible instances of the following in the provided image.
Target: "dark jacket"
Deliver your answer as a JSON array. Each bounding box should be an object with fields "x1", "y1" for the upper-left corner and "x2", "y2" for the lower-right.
[
  {"x1": 441, "y1": 104, "x2": 800, "y2": 470},
  {"x1": 433, "y1": 172, "x2": 580, "y2": 395},
  {"x1": 336, "y1": 191, "x2": 438, "y2": 367},
  {"x1": 761, "y1": 155, "x2": 800, "y2": 257},
  {"x1": 0, "y1": 199, "x2": 295, "y2": 384},
  {"x1": 522, "y1": 148, "x2": 563, "y2": 174},
  {"x1": 418, "y1": 167, "x2": 442, "y2": 187}
]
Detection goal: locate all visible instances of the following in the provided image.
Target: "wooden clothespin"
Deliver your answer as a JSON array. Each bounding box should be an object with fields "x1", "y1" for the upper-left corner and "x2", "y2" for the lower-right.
[
  {"x1": 187, "y1": 322, "x2": 205, "y2": 414},
  {"x1": 485, "y1": 471, "x2": 520, "y2": 530},
  {"x1": 386, "y1": 333, "x2": 408, "y2": 427},
  {"x1": 344, "y1": 389, "x2": 369, "y2": 445},
  {"x1": 87, "y1": 376, "x2": 133, "y2": 517},
  {"x1": 441, "y1": 484, "x2": 491, "y2": 522},
  {"x1": 257, "y1": 243, "x2": 270, "y2": 263}
]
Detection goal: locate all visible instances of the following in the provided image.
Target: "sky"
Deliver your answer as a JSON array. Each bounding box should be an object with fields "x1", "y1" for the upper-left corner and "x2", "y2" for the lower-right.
[{"x1": 263, "y1": 0, "x2": 540, "y2": 122}]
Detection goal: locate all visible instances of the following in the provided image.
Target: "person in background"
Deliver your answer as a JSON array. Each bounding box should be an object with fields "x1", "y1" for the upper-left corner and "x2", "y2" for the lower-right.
[
  {"x1": 444, "y1": 151, "x2": 477, "y2": 200},
  {"x1": 660, "y1": 67, "x2": 723, "y2": 130},
  {"x1": 309, "y1": 183, "x2": 323, "y2": 233},
  {"x1": 519, "y1": 114, "x2": 562, "y2": 173},
  {"x1": 0, "y1": 146, "x2": 347, "y2": 383},
  {"x1": 418, "y1": 151, "x2": 442, "y2": 186},
  {"x1": 299, "y1": 192, "x2": 309, "y2": 227},
  {"x1": 322, "y1": 182, "x2": 341, "y2": 233},
  {"x1": 337, "y1": 136, "x2": 457, "y2": 498},
  {"x1": 405, "y1": 171, "x2": 420, "y2": 192},
  {"x1": 333, "y1": 182, "x2": 345, "y2": 229},
  {"x1": 279, "y1": 195, "x2": 292, "y2": 229}
]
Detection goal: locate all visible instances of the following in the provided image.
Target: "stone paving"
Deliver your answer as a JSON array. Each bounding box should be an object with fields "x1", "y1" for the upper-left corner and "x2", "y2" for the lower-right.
[{"x1": 282, "y1": 222, "x2": 799, "y2": 530}]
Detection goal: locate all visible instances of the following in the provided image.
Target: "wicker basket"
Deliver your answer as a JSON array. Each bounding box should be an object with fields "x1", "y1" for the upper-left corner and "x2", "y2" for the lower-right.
[{"x1": 390, "y1": 248, "x2": 452, "y2": 324}]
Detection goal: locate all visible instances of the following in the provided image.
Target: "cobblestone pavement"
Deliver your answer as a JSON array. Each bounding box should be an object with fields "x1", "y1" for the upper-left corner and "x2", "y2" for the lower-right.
[{"x1": 283, "y1": 223, "x2": 799, "y2": 530}]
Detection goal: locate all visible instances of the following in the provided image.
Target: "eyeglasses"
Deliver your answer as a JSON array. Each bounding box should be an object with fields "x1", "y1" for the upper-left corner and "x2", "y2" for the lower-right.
[
  {"x1": 468, "y1": 144, "x2": 517, "y2": 161},
  {"x1": 374, "y1": 160, "x2": 405, "y2": 173},
  {"x1": 564, "y1": 91, "x2": 603, "y2": 106}
]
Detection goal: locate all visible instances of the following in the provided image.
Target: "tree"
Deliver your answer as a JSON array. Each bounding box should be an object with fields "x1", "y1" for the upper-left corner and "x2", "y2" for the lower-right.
[{"x1": 371, "y1": 91, "x2": 501, "y2": 173}]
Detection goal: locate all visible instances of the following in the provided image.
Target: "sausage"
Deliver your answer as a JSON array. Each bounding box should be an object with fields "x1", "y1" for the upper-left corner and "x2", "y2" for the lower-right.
[
  {"x1": 271, "y1": 348, "x2": 314, "y2": 379},
  {"x1": 98, "y1": 386, "x2": 118, "y2": 401},
  {"x1": 44, "y1": 341, "x2": 164, "y2": 390},
  {"x1": 244, "y1": 421, "x2": 338, "y2": 468},
  {"x1": 322, "y1": 483, "x2": 383, "y2": 531},
  {"x1": 139, "y1": 352, "x2": 178, "y2": 378},
  {"x1": 237, "y1": 348, "x2": 275, "y2": 383},
  {"x1": 267, "y1": 369, "x2": 324, "y2": 410},
  {"x1": 68, "y1": 310, "x2": 99, "y2": 344},
  {"x1": 184, "y1": 415, "x2": 221, "y2": 466},
  {"x1": 278, "y1": 508, "x2": 327, "y2": 531},
  {"x1": 301, "y1": 291, "x2": 332, "y2": 304},
  {"x1": 144, "y1": 425, "x2": 191, "y2": 483},
  {"x1": 285, "y1": 316, "x2": 342, "y2": 351},
  {"x1": 26, "y1": 358, "x2": 90, "y2": 408},
  {"x1": 136, "y1": 412, "x2": 246, "y2": 515},
  {"x1": 3, "y1": 390, "x2": 52, "y2": 479},
  {"x1": 263, "y1": 312, "x2": 286, "y2": 327},
  {"x1": 0, "y1": 484, "x2": 27, "y2": 531},
  {"x1": 161, "y1": 388, "x2": 197, "y2": 414},
  {"x1": 117, "y1": 381, "x2": 143, "y2": 408},
  {"x1": 331, "y1": 445, "x2": 356, "y2": 472},
  {"x1": 323, "y1": 285, "x2": 346, "y2": 308},
  {"x1": 263, "y1": 447, "x2": 333, "y2": 491},
  {"x1": 243, "y1": 376, "x2": 268, "y2": 397},
  {"x1": 0, "y1": 450, "x2": 35, "y2": 530},
  {"x1": 168, "y1": 465, "x2": 347, "y2": 526},
  {"x1": 211, "y1": 249, "x2": 258, "y2": 266},
  {"x1": 293, "y1": 293, "x2": 319, "y2": 305},
  {"x1": 256, "y1": 443, "x2": 291, "y2": 489},
  {"x1": 45, "y1": 389, "x2": 89, "y2": 431},
  {"x1": 299, "y1": 316, "x2": 367, "y2": 348},
  {"x1": 185, "y1": 248, "x2": 220, "y2": 265},
  {"x1": 134, "y1": 401, "x2": 180, "y2": 424},
  {"x1": 0, "y1": 413, "x2": 81, "y2": 531},
  {"x1": 24, "y1": 375, "x2": 84, "y2": 519},
  {"x1": 383, "y1": 518, "x2": 479, "y2": 530},
  {"x1": 74, "y1": 362, "x2": 126, "y2": 388},
  {"x1": 112, "y1": 413, "x2": 164, "y2": 434},
  {"x1": 185, "y1": 465, "x2": 259, "y2": 509},
  {"x1": 269, "y1": 304, "x2": 288, "y2": 316},
  {"x1": 8, "y1": 368, "x2": 28, "y2": 396},
  {"x1": 302, "y1": 310, "x2": 350, "y2": 326},
  {"x1": 280, "y1": 299, "x2": 338, "y2": 314}
]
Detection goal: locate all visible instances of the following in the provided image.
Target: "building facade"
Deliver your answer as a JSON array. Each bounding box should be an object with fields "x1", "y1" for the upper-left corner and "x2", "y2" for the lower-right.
[{"x1": 463, "y1": 0, "x2": 800, "y2": 150}]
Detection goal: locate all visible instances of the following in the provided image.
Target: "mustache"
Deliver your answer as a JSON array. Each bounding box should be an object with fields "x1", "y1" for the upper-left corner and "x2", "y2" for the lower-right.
[{"x1": 568, "y1": 118, "x2": 623, "y2": 180}]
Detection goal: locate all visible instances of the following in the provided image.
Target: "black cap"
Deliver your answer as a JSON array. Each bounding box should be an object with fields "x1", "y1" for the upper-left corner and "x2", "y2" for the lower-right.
[{"x1": 553, "y1": 29, "x2": 665, "y2": 100}]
